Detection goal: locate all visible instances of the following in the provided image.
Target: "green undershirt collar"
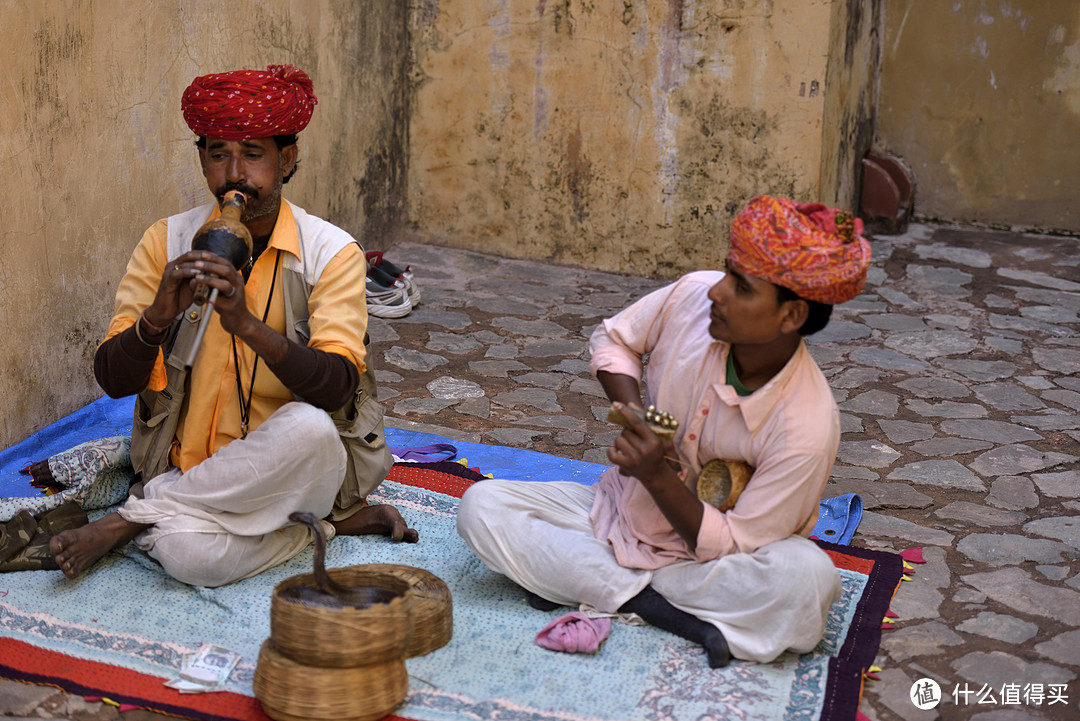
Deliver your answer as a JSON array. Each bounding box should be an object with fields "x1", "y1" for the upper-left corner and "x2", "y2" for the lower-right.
[{"x1": 726, "y1": 351, "x2": 756, "y2": 396}]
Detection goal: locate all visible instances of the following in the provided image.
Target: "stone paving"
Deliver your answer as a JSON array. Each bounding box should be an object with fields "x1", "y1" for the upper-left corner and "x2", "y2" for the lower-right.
[{"x1": 2, "y1": 223, "x2": 1078, "y2": 720}]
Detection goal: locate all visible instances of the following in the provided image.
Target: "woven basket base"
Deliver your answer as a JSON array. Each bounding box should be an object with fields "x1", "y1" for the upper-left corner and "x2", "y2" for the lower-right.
[
  {"x1": 254, "y1": 640, "x2": 407, "y2": 721},
  {"x1": 271, "y1": 567, "x2": 413, "y2": 668},
  {"x1": 362, "y1": 563, "x2": 453, "y2": 657}
]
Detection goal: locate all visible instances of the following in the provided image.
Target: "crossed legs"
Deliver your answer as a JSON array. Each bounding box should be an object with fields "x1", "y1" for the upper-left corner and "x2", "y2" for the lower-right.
[
  {"x1": 457, "y1": 478, "x2": 841, "y2": 664},
  {"x1": 51, "y1": 403, "x2": 416, "y2": 586}
]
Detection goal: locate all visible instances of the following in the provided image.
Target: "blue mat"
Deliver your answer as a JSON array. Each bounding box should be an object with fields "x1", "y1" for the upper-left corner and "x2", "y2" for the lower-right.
[
  {"x1": 385, "y1": 428, "x2": 608, "y2": 486},
  {"x1": 0, "y1": 396, "x2": 136, "y2": 497},
  {"x1": 0, "y1": 396, "x2": 608, "y2": 497},
  {"x1": 1, "y1": 396, "x2": 860, "y2": 542},
  {"x1": 0, "y1": 468, "x2": 889, "y2": 721}
]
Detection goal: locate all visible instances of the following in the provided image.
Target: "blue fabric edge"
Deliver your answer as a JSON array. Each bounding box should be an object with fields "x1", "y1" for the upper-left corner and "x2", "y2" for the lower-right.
[{"x1": 1, "y1": 396, "x2": 861, "y2": 545}]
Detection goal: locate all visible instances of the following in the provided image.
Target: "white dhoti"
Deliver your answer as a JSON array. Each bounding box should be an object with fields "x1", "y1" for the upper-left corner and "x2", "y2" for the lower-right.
[
  {"x1": 119, "y1": 402, "x2": 346, "y2": 587},
  {"x1": 457, "y1": 479, "x2": 842, "y2": 663}
]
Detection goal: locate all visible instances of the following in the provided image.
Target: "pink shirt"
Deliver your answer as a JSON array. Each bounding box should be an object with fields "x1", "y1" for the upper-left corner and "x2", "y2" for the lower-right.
[{"x1": 588, "y1": 271, "x2": 839, "y2": 570}]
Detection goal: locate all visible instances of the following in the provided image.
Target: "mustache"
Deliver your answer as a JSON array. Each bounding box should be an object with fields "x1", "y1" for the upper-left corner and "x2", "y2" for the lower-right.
[{"x1": 215, "y1": 183, "x2": 259, "y2": 203}]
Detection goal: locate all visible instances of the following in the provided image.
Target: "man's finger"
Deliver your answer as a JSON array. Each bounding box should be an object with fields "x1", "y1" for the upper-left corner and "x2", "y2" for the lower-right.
[
  {"x1": 607, "y1": 446, "x2": 619, "y2": 465},
  {"x1": 607, "y1": 446, "x2": 632, "y2": 474},
  {"x1": 194, "y1": 259, "x2": 236, "y2": 279},
  {"x1": 614, "y1": 402, "x2": 652, "y2": 437},
  {"x1": 612, "y1": 433, "x2": 640, "y2": 458}
]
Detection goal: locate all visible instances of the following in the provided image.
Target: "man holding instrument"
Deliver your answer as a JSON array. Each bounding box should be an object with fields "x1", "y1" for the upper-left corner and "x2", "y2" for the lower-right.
[
  {"x1": 458, "y1": 196, "x2": 870, "y2": 666},
  {"x1": 51, "y1": 65, "x2": 416, "y2": 587}
]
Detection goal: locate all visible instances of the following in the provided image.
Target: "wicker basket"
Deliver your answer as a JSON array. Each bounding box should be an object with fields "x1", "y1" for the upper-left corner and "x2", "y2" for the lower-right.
[
  {"x1": 362, "y1": 564, "x2": 453, "y2": 657},
  {"x1": 270, "y1": 566, "x2": 413, "y2": 668},
  {"x1": 254, "y1": 640, "x2": 407, "y2": 721}
]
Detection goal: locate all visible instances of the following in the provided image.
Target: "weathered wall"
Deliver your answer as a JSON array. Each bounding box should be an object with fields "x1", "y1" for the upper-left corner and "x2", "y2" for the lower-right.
[
  {"x1": 407, "y1": 0, "x2": 876, "y2": 278},
  {"x1": 820, "y1": 0, "x2": 882, "y2": 210},
  {"x1": 0, "y1": 0, "x2": 408, "y2": 446},
  {"x1": 877, "y1": 1, "x2": 1080, "y2": 232}
]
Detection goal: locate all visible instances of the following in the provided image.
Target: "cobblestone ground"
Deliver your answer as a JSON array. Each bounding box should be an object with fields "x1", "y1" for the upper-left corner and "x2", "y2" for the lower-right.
[{"x1": 2, "y1": 224, "x2": 1077, "y2": 720}]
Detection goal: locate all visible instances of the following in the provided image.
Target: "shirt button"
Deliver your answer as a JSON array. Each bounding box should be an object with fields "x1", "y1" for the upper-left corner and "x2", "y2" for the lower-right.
[
  {"x1": 689, "y1": 433, "x2": 697, "y2": 440},
  {"x1": 702, "y1": 409, "x2": 709, "y2": 415}
]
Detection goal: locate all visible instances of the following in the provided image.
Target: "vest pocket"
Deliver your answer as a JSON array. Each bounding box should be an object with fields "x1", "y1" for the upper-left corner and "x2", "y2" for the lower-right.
[
  {"x1": 130, "y1": 383, "x2": 186, "y2": 484},
  {"x1": 330, "y1": 387, "x2": 393, "y2": 520}
]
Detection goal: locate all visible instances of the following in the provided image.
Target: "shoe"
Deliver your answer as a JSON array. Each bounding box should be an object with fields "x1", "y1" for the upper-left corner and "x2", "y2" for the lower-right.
[
  {"x1": 367, "y1": 261, "x2": 415, "y2": 312},
  {"x1": 367, "y1": 250, "x2": 421, "y2": 307},
  {"x1": 368, "y1": 263, "x2": 405, "y2": 291},
  {"x1": 365, "y1": 275, "x2": 412, "y2": 318},
  {"x1": 382, "y1": 260, "x2": 421, "y2": 306}
]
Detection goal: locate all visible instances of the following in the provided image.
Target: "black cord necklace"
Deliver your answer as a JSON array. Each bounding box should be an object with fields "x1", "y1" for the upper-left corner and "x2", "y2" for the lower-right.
[{"x1": 232, "y1": 249, "x2": 281, "y2": 439}]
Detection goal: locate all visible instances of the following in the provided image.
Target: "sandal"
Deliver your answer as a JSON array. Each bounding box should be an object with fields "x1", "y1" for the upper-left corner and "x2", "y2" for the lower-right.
[
  {"x1": 0, "y1": 502, "x2": 89, "y2": 572},
  {"x1": 0, "y1": 510, "x2": 37, "y2": 565}
]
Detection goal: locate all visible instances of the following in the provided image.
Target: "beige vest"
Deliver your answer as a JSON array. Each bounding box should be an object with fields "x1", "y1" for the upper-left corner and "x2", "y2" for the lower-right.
[{"x1": 128, "y1": 202, "x2": 391, "y2": 520}]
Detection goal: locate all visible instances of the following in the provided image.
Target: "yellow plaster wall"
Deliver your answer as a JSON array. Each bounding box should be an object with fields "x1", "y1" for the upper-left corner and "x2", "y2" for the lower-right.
[
  {"x1": 408, "y1": 0, "x2": 872, "y2": 278},
  {"x1": 820, "y1": 0, "x2": 881, "y2": 210},
  {"x1": 0, "y1": 0, "x2": 408, "y2": 446},
  {"x1": 878, "y1": 1, "x2": 1080, "y2": 232}
]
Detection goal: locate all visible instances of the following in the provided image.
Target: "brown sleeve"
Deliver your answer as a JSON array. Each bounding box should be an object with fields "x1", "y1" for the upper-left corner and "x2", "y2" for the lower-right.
[
  {"x1": 265, "y1": 342, "x2": 359, "y2": 413},
  {"x1": 93, "y1": 323, "x2": 162, "y2": 398},
  {"x1": 97, "y1": 321, "x2": 358, "y2": 412}
]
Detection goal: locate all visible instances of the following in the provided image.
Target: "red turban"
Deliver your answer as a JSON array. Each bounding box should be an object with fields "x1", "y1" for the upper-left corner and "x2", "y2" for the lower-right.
[
  {"x1": 181, "y1": 65, "x2": 317, "y2": 140},
  {"x1": 727, "y1": 195, "x2": 871, "y2": 304}
]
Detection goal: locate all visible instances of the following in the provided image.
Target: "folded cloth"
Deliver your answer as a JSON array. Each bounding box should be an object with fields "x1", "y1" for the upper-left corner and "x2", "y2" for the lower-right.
[
  {"x1": 1, "y1": 436, "x2": 132, "y2": 522},
  {"x1": 535, "y1": 611, "x2": 612, "y2": 654},
  {"x1": 812, "y1": 493, "x2": 863, "y2": 546},
  {"x1": 391, "y1": 443, "x2": 457, "y2": 463}
]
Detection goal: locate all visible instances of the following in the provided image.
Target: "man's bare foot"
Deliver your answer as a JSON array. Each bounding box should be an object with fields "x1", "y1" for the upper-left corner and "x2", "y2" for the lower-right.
[
  {"x1": 330, "y1": 504, "x2": 419, "y2": 543},
  {"x1": 49, "y1": 512, "x2": 149, "y2": 579}
]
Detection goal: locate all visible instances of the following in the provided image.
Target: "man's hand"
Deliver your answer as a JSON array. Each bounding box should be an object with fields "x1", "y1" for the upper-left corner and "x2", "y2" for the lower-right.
[
  {"x1": 608, "y1": 402, "x2": 704, "y2": 550},
  {"x1": 143, "y1": 249, "x2": 205, "y2": 327},
  {"x1": 187, "y1": 252, "x2": 253, "y2": 336},
  {"x1": 145, "y1": 250, "x2": 253, "y2": 336},
  {"x1": 607, "y1": 402, "x2": 677, "y2": 487}
]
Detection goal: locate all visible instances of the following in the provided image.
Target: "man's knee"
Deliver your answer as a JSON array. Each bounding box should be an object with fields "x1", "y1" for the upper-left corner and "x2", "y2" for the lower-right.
[
  {"x1": 457, "y1": 482, "x2": 496, "y2": 542},
  {"x1": 149, "y1": 533, "x2": 241, "y2": 587},
  {"x1": 458, "y1": 480, "x2": 524, "y2": 546},
  {"x1": 277, "y1": 402, "x2": 346, "y2": 470},
  {"x1": 771, "y1": 537, "x2": 841, "y2": 603},
  {"x1": 280, "y1": 402, "x2": 339, "y2": 444}
]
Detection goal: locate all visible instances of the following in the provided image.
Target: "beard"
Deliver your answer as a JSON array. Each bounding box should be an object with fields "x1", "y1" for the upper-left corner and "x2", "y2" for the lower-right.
[
  {"x1": 215, "y1": 157, "x2": 285, "y2": 222},
  {"x1": 238, "y1": 181, "x2": 281, "y2": 222}
]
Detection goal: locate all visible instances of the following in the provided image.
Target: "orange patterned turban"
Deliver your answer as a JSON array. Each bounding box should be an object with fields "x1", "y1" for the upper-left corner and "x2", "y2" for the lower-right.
[
  {"x1": 727, "y1": 195, "x2": 871, "y2": 304},
  {"x1": 181, "y1": 65, "x2": 317, "y2": 140}
]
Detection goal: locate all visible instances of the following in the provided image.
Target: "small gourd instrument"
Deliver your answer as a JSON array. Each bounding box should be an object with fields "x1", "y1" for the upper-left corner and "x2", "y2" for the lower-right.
[{"x1": 607, "y1": 403, "x2": 753, "y2": 511}]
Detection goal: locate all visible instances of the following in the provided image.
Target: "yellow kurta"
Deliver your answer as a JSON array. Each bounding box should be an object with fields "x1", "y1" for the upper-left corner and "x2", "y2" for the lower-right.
[{"x1": 104, "y1": 201, "x2": 368, "y2": 471}]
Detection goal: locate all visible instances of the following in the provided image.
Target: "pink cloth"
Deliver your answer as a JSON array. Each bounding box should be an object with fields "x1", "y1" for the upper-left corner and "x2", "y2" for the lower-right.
[
  {"x1": 588, "y1": 271, "x2": 840, "y2": 569},
  {"x1": 534, "y1": 612, "x2": 612, "y2": 654}
]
